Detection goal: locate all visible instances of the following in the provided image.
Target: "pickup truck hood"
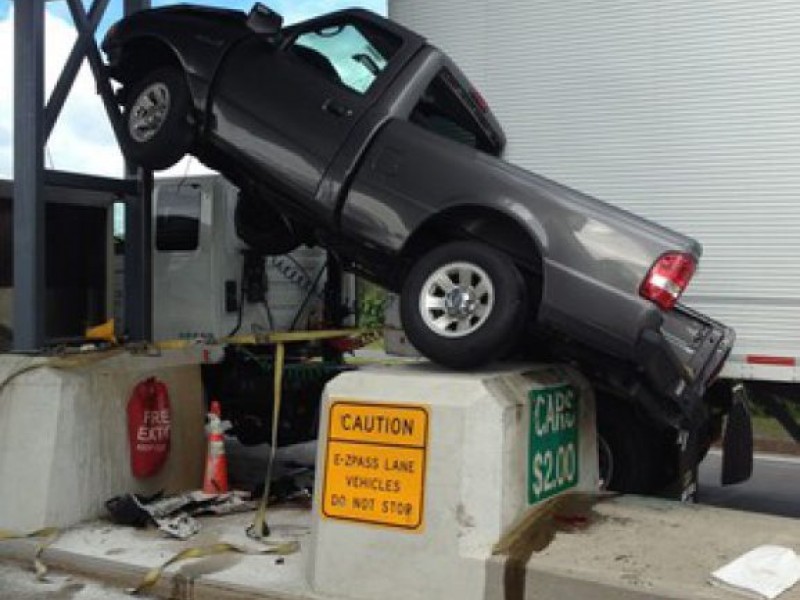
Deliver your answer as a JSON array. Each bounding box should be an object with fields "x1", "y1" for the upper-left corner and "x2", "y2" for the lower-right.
[
  {"x1": 489, "y1": 157, "x2": 703, "y2": 260},
  {"x1": 126, "y1": 5, "x2": 246, "y2": 22},
  {"x1": 103, "y1": 5, "x2": 247, "y2": 51}
]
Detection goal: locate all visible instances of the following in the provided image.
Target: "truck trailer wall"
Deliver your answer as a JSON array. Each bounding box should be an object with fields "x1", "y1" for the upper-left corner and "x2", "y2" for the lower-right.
[{"x1": 390, "y1": 0, "x2": 800, "y2": 381}]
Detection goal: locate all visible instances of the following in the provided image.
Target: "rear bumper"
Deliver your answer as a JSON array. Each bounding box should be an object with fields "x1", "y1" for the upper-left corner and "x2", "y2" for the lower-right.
[
  {"x1": 636, "y1": 306, "x2": 735, "y2": 416},
  {"x1": 538, "y1": 260, "x2": 736, "y2": 422}
]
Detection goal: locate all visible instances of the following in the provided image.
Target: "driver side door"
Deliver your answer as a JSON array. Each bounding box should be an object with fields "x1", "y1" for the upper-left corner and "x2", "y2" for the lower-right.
[{"x1": 212, "y1": 15, "x2": 401, "y2": 221}]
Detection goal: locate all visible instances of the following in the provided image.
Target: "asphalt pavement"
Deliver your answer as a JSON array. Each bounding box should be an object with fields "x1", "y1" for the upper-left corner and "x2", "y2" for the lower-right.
[{"x1": 698, "y1": 450, "x2": 800, "y2": 518}]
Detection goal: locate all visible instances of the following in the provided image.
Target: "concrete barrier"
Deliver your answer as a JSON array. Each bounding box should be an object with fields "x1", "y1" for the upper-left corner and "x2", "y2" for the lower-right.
[
  {"x1": 0, "y1": 350, "x2": 205, "y2": 531},
  {"x1": 2, "y1": 361, "x2": 799, "y2": 600},
  {"x1": 308, "y1": 363, "x2": 598, "y2": 600}
]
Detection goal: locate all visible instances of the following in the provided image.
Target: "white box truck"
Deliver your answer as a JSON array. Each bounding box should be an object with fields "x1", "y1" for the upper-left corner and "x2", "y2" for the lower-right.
[
  {"x1": 387, "y1": 0, "x2": 800, "y2": 490},
  {"x1": 389, "y1": 0, "x2": 800, "y2": 386},
  {"x1": 148, "y1": 175, "x2": 328, "y2": 342}
]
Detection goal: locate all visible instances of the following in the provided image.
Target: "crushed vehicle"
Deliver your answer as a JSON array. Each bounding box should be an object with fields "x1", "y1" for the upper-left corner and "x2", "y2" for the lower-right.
[{"x1": 103, "y1": 4, "x2": 750, "y2": 492}]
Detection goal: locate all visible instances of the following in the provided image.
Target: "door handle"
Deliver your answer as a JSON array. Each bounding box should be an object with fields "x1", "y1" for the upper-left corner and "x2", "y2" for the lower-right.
[{"x1": 322, "y1": 98, "x2": 353, "y2": 118}]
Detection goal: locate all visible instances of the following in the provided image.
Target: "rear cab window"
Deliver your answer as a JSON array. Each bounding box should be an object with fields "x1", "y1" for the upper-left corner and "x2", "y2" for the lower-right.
[
  {"x1": 410, "y1": 68, "x2": 504, "y2": 156},
  {"x1": 290, "y1": 20, "x2": 402, "y2": 95}
]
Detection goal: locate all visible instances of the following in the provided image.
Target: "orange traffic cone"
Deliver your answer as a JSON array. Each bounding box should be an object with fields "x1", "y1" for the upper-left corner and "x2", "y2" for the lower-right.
[{"x1": 203, "y1": 400, "x2": 229, "y2": 494}]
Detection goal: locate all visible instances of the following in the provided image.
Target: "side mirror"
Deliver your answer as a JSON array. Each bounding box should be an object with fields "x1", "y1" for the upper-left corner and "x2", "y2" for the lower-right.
[{"x1": 247, "y1": 3, "x2": 283, "y2": 37}]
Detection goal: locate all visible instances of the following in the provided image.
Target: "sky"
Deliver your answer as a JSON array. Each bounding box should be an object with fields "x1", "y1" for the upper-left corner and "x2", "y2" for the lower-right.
[{"x1": 0, "y1": 0, "x2": 386, "y2": 179}]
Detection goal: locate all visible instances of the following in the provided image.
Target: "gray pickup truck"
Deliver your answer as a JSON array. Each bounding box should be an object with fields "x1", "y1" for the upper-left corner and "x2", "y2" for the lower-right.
[{"x1": 103, "y1": 3, "x2": 750, "y2": 492}]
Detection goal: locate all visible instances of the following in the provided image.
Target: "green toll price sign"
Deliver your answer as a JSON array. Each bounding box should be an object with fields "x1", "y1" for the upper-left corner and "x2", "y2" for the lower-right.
[{"x1": 528, "y1": 382, "x2": 580, "y2": 504}]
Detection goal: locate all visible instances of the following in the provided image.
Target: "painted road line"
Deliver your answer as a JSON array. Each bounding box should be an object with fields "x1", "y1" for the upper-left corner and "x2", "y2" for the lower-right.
[{"x1": 707, "y1": 449, "x2": 800, "y2": 465}]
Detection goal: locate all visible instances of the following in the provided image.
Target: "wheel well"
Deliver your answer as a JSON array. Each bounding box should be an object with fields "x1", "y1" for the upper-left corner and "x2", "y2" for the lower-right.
[
  {"x1": 400, "y1": 206, "x2": 543, "y2": 287},
  {"x1": 117, "y1": 37, "x2": 183, "y2": 89},
  {"x1": 596, "y1": 390, "x2": 677, "y2": 493}
]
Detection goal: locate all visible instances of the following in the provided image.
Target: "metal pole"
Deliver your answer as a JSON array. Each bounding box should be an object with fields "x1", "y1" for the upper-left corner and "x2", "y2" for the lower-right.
[
  {"x1": 65, "y1": 0, "x2": 126, "y2": 143},
  {"x1": 12, "y1": 0, "x2": 46, "y2": 351},
  {"x1": 123, "y1": 170, "x2": 153, "y2": 341},
  {"x1": 45, "y1": 0, "x2": 111, "y2": 141},
  {"x1": 122, "y1": 0, "x2": 153, "y2": 341}
]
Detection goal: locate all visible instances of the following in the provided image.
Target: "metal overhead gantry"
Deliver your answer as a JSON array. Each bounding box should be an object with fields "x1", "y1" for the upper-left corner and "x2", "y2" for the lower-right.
[{"x1": 12, "y1": 0, "x2": 151, "y2": 350}]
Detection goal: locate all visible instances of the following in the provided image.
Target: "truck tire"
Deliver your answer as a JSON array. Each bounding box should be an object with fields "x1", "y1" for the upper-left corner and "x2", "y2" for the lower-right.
[
  {"x1": 401, "y1": 241, "x2": 528, "y2": 369},
  {"x1": 235, "y1": 196, "x2": 301, "y2": 255},
  {"x1": 122, "y1": 67, "x2": 194, "y2": 170},
  {"x1": 596, "y1": 394, "x2": 673, "y2": 493}
]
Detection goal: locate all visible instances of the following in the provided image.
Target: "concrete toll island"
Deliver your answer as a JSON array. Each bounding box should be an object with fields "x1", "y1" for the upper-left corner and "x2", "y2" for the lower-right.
[{"x1": 1, "y1": 362, "x2": 799, "y2": 599}]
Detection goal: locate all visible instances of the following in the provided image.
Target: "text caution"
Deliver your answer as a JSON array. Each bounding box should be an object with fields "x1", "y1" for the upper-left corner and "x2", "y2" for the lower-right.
[{"x1": 322, "y1": 401, "x2": 429, "y2": 531}]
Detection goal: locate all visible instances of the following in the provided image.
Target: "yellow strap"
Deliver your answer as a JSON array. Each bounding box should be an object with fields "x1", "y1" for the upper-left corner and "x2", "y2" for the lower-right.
[
  {"x1": 226, "y1": 328, "x2": 369, "y2": 345},
  {"x1": 85, "y1": 318, "x2": 116, "y2": 344},
  {"x1": 141, "y1": 328, "x2": 372, "y2": 352},
  {"x1": 150, "y1": 339, "x2": 189, "y2": 351},
  {"x1": 127, "y1": 539, "x2": 299, "y2": 595},
  {"x1": 249, "y1": 341, "x2": 286, "y2": 540},
  {"x1": 0, "y1": 527, "x2": 60, "y2": 580}
]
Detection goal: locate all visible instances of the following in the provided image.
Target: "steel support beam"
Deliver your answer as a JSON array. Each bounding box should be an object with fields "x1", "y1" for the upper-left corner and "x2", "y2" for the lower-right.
[
  {"x1": 13, "y1": 0, "x2": 156, "y2": 347},
  {"x1": 123, "y1": 171, "x2": 153, "y2": 341},
  {"x1": 13, "y1": 0, "x2": 46, "y2": 351},
  {"x1": 45, "y1": 0, "x2": 111, "y2": 140},
  {"x1": 65, "y1": 0, "x2": 126, "y2": 144},
  {"x1": 44, "y1": 170, "x2": 138, "y2": 198},
  {"x1": 122, "y1": 0, "x2": 154, "y2": 341}
]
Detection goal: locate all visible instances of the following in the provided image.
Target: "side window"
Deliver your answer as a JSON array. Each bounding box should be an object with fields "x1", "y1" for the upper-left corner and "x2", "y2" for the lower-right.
[
  {"x1": 155, "y1": 185, "x2": 201, "y2": 252},
  {"x1": 290, "y1": 21, "x2": 400, "y2": 94},
  {"x1": 410, "y1": 70, "x2": 498, "y2": 155}
]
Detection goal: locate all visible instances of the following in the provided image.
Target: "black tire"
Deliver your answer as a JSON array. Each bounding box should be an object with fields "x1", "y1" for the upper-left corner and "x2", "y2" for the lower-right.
[
  {"x1": 122, "y1": 67, "x2": 194, "y2": 170},
  {"x1": 235, "y1": 196, "x2": 301, "y2": 255},
  {"x1": 596, "y1": 395, "x2": 674, "y2": 493},
  {"x1": 400, "y1": 241, "x2": 529, "y2": 369}
]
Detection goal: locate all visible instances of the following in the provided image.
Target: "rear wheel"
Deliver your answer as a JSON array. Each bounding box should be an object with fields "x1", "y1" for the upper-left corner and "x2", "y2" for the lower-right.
[
  {"x1": 400, "y1": 241, "x2": 529, "y2": 369},
  {"x1": 597, "y1": 394, "x2": 675, "y2": 493},
  {"x1": 122, "y1": 67, "x2": 194, "y2": 170}
]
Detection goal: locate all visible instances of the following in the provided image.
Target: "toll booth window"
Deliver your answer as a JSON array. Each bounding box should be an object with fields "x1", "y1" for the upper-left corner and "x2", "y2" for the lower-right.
[
  {"x1": 155, "y1": 185, "x2": 201, "y2": 252},
  {"x1": 291, "y1": 21, "x2": 400, "y2": 94}
]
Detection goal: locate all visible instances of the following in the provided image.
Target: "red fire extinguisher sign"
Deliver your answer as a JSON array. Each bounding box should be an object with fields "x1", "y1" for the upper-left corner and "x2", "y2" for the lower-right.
[{"x1": 127, "y1": 377, "x2": 172, "y2": 478}]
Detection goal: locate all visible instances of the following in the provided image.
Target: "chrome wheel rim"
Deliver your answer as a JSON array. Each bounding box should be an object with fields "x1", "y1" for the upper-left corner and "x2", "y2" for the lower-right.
[
  {"x1": 129, "y1": 82, "x2": 171, "y2": 143},
  {"x1": 419, "y1": 261, "x2": 494, "y2": 338}
]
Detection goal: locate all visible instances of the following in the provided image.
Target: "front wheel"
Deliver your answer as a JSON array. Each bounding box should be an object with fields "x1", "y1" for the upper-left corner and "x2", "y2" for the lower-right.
[
  {"x1": 400, "y1": 241, "x2": 529, "y2": 369},
  {"x1": 122, "y1": 67, "x2": 194, "y2": 170}
]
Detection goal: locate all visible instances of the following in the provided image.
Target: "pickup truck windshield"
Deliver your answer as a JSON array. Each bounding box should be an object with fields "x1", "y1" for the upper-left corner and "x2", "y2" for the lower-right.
[{"x1": 292, "y1": 22, "x2": 400, "y2": 94}]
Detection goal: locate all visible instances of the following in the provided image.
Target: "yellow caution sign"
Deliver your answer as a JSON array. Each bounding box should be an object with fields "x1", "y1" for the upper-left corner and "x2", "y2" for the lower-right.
[{"x1": 322, "y1": 401, "x2": 429, "y2": 532}]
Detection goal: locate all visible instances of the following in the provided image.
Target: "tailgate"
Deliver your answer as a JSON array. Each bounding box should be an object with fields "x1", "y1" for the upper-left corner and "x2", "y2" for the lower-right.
[{"x1": 662, "y1": 304, "x2": 735, "y2": 394}]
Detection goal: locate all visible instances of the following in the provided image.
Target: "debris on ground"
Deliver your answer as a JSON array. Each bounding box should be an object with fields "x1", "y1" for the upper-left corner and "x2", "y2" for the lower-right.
[
  {"x1": 106, "y1": 490, "x2": 255, "y2": 540},
  {"x1": 710, "y1": 545, "x2": 800, "y2": 599}
]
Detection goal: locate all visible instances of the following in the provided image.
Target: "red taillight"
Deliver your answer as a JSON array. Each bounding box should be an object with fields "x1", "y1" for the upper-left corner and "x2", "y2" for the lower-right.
[
  {"x1": 640, "y1": 252, "x2": 696, "y2": 310},
  {"x1": 471, "y1": 88, "x2": 489, "y2": 112}
]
